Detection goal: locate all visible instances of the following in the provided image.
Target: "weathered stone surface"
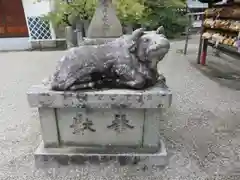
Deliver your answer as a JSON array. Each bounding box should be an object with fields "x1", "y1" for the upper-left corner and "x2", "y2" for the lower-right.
[
  {"x1": 65, "y1": 26, "x2": 75, "y2": 49},
  {"x1": 34, "y1": 139, "x2": 168, "y2": 169},
  {"x1": 38, "y1": 108, "x2": 59, "y2": 148},
  {"x1": 51, "y1": 27, "x2": 170, "y2": 91},
  {"x1": 57, "y1": 108, "x2": 144, "y2": 147},
  {"x1": 27, "y1": 82, "x2": 172, "y2": 109},
  {"x1": 87, "y1": 0, "x2": 123, "y2": 38},
  {"x1": 27, "y1": 24, "x2": 172, "y2": 168},
  {"x1": 143, "y1": 109, "x2": 164, "y2": 148},
  {"x1": 79, "y1": 37, "x2": 117, "y2": 46},
  {"x1": 27, "y1": 82, "x2": 171, "y2": 150}
]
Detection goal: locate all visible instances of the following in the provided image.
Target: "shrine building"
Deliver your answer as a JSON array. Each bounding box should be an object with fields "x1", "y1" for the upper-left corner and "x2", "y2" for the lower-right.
[{"x1": 0, "y1": 0, "x2": 56, "y2": 51}]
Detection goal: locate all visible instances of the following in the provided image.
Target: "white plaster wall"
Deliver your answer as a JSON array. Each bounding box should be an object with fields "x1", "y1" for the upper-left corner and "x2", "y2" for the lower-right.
[
  {"x1": 21, "y1": 0, "x2": 56, "y2": 39},
  {"x1": 22, "y1": 0, "x2": 51, "y2": 17},
  {"x1": 0, "y1": 38, "x2": 30, "y2": 51}
]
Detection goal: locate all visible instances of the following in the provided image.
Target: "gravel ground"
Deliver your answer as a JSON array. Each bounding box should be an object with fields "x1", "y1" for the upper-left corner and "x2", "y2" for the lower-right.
[{"x1": 0, "y1": 39, "x2": 240, "y2": 179}]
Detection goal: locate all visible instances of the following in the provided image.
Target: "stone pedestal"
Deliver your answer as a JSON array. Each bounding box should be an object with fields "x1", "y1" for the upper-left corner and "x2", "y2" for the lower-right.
[
  {"x1": 65, "y1": 26, "x2": 75, "y2": 49},
  {"x1": 27, "y1": 82, "x2": 172, "y2": 168},
  {"x1": 87, "y1": 0, "x2": 123, "y2": 38}
]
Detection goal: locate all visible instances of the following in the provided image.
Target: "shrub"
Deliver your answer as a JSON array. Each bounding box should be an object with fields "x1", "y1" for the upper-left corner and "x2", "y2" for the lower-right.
[
  {"x1": 142, "y1": 0, "x2": 188, "y2": 38},
  {"x1": 113, "y1": 0, "x2": 145, "y2": 26},
  {"x1": 41, "y1": 0, "x2": 96, "y2": 27},
  {"x1": 36, "y1": 0, "x2": 187, "y2": 38},
  {"x1": 41, "y1": 0, "x2": 144, "y2": 27}
]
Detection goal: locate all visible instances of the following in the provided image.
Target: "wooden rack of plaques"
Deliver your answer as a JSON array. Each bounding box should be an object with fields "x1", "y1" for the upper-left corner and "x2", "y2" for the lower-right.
[{"x1": 197, "y1": 0, "x2": 240, "y2": 65}]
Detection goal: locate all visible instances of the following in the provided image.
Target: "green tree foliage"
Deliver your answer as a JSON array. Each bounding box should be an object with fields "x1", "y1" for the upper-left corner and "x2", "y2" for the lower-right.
[
  {"x1": 42, "y1": 0, "x2": 145, "y2": 27},
  {"x1": 142, "y1": 0, "x2": 188, "y2": 38},
  {"x1": 39, "y1": 0, "x2": 187, "y2": 38},
  {"x1": 42, "y1": 0, "x2": 96, "y2": 26},
  {"x1": 113, "y1": 0, "x2": 145, "y2": 25}
]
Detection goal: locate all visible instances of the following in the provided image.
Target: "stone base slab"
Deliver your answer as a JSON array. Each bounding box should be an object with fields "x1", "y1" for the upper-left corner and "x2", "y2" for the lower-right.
[
  {"x1": 27, "y1": 82, "x2": 172, "y2": 109},
  {"x1": 30, "y1": 39, "x2": 66, "y2": 51},
  {"x1": 27, "y1": 82, "x2": 171, "y2": 149},
  {"x1": 34, "y1": 139, "x2": 168, "y2": 170}
]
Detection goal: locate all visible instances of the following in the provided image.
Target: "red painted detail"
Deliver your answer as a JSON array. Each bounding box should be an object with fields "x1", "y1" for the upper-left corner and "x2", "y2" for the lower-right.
[{"x1": 201, "y1": 51, "x2": 207, "y2": 65}]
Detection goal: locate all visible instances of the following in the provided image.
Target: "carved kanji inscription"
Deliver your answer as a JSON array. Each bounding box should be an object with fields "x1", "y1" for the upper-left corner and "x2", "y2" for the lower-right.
[
  {"x1": 107, "y1": 114, "x2": 134, "y2": 133},
  {"x1": 70, "y1": 113, "x2": 96, "y2": 135}
]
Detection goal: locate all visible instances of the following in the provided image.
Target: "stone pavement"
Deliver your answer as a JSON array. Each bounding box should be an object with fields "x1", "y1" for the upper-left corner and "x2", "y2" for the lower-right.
[{"x1": 0, "y1": 38, "x2": 239, "y2": 180}]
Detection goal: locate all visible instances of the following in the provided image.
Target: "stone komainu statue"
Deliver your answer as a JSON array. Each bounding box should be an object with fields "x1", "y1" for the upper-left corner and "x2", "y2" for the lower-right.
[{"x1": 51, "y1": 27, "x2": 170, "y2": 91}]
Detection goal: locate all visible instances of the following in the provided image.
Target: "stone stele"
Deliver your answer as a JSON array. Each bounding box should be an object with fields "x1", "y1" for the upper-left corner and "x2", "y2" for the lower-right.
[
  {"x1": 87, "y1": 0, "x2": 123, "y2": 38},
  {"x1": 27, "y1": 81, "x2": 172, "y2": 169}
]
